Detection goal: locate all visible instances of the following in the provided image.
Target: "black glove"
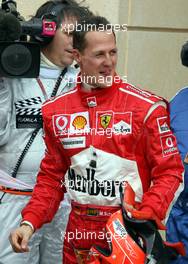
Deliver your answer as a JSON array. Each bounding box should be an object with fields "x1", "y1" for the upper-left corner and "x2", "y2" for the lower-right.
[{"x1": 0, "y1": 11, "x2": 21, "y2": 41}]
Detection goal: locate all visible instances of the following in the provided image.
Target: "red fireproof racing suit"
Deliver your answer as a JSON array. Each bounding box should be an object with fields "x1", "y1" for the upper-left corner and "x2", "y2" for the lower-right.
[{"x1": 22, "y1": 78, "x2": 184, "y2": 263}]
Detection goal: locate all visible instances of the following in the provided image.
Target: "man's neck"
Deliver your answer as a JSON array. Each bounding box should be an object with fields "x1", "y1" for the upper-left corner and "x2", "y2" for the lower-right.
[
  {"x1": 40, "y1": 52, "x2": 63, "y2": 70},
  {"x1": 82, "y1": 82, "x2": 95, "y2": 92}
]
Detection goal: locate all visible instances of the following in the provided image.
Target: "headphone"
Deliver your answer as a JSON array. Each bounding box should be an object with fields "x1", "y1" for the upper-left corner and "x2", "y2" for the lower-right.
[{"x1": 33, "y1": 0, "x2": 69, "y2": 46}]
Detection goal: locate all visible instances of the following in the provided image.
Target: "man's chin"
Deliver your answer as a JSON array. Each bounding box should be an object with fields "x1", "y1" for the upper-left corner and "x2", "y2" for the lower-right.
[
  {"x1": 97, "y1": 75, "x2": 114, "y2": 87},
  {"x1": 63, "y1": 58, "x2": 74, "y2": 67},
  {"x1": 95, "y1": 82, "x2": 113, "y2": 88}
]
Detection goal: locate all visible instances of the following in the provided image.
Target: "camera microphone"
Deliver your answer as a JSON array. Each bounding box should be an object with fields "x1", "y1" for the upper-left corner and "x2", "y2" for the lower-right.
[{"x1": 0, "y1": 11, "x2": 21, "y2": 41}]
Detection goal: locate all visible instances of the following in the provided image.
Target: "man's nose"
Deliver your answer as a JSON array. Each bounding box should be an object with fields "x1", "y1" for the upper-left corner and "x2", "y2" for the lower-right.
[
  {"x1": 69, "y1": 34, "x2": 73, "y2": 43},
  {"x1": 104, "y1": 54, "x2": 113, "y2": 66}
]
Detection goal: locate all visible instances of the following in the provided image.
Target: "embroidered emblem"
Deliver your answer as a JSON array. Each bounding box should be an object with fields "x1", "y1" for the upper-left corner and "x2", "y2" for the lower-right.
[
  {"x1": 157, "y1": 116, "x2": 170, "y2": 134},
  {"x1": 72, "y1": 116, "x2": 87, "y2": 130},
  {"x1": 160, "y1": 134, "x2": 179, "y2": 157},
  {"x1": 15, "y1": 97, "x2": 42, "y2": 129},
  {"x1": 100, "y1": 114, "x2": 112, "y2": 129}
]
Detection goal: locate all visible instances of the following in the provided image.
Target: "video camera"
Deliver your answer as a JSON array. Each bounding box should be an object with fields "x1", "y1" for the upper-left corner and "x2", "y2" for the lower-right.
[{"x1": 0, "y1": 0, "x2": 57, "y2": 77}]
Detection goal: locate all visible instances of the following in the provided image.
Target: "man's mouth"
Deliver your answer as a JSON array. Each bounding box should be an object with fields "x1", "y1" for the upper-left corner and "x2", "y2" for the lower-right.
[
  {"x1": 99, "y1": 70, "x2": 112, "y2": 77},
  {"x1": 66, "y1": 49, "x2": 73, "y2": 54}
]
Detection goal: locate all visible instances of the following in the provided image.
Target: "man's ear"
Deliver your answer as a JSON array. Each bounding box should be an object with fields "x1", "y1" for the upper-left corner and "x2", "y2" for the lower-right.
[{"x1": 72, "y1": 49, "x2": 82, "y2": 64}]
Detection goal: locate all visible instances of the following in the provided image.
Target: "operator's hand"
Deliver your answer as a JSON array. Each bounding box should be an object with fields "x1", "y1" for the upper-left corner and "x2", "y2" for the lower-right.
[{"x1": 9, "y1": 225, "x2": 34, "y2": 253}]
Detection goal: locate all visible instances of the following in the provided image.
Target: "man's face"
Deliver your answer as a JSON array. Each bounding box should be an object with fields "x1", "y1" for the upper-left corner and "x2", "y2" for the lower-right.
[
  {"x1": 43, "y1": 17, "x2": 75, "y2": 67},
  {"x1": 74, "y1": 30, "x2": 118, "y2": 87}
]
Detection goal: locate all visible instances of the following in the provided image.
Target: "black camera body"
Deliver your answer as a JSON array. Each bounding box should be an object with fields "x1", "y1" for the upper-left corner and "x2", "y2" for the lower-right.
[{"x1": 0, "y1": 0, "x2": 56, "y2": 78}]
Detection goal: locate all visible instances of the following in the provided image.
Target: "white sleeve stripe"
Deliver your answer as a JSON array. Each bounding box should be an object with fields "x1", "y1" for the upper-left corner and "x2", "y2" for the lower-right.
[
  {"x1": 20, "y1": 221, "x2": 35, "y2": 231},
  {"x1": 165, "y1": 176, "x2": 184, "y2": 223},
  {"x1": 119, "y1": 88, "x2": 155, "y2": 104},
  {"x1": 144, "y1": 101, "x2": 167, "y2": 123}
]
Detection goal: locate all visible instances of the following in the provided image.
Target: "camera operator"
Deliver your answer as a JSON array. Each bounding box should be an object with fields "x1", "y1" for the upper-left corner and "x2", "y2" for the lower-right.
[{"x1": 0, "y1": 1, "x2": 91, "y2": 264}]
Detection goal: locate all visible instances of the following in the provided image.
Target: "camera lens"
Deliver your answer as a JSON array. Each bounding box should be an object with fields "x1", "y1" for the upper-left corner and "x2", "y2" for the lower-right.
[{"x1": 1, "y1": 43, "x2": 32, "y2": 76}]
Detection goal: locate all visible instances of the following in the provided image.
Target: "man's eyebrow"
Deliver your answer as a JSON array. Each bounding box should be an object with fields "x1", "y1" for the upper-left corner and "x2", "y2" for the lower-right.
[{"x1": 93, "y1": 48, "x2": 117, "y2": 53}]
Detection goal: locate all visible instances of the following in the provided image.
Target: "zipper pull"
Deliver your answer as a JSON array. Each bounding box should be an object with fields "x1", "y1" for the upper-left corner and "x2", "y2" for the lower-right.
[{"x1": 89, "y1": 146, "x2": 97, "y2": 168}]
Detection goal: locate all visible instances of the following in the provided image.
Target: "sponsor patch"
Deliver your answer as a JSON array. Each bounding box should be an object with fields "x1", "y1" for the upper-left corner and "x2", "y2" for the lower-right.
[
  {"x1": 53, "y1": 112, "x2": 90, "y2": 136},
  {"x1": 97, "y1": 111, "x2": 113, "y2": 130},
  {"x1": 60, "y1": 136, "x2": 86, "y2": 149},
  {"x1": 113, "y1": 120, "x2": 131, "y2": 134},
  {"x1": 113, "y1": 219, "x2": 127, "y2": 238},
  {"x1": 72, "y1": 116, "x2": 87, "y2": 130},
  {"x1": 15, "y1": 97, "x2": 42, "y2": 128},
  {"x1": 157, "y1": 116, "x2": 170, "y2": 134},
  {"x1": 160, "y1": 134, "x2": 179, "y2": 157},
  {"x1": 113, "y1": 112, "x2": 132, "y2": 135},
  {"x1": 97, "y1": 111, "x2": 113, "y2": 131},
  {"x1": 70, "y1": 112, "x2": 90, "y2": 133},
  {"x1": 87, "y1": 97, "x2": 97, "y2": 107},
  {"x1": 96, "y1": 111, "x2": 132, "y2": 135},
  {"x1": 112, "y1": 219, "x2": 138, "y2": 258},
  {"x1": 100, "y1": 114, "x2": 112, "y2": 129},
  {"x1": 53, "y1": 114, "x2": 70, "y2": 136}
]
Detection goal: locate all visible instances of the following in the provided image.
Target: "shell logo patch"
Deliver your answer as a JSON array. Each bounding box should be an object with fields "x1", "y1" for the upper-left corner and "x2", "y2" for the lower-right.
[
  {"x1": 70, "y1": 111, "x2": 90, "y2": 133},
  {"x1": 73, "y1": 116, "x2": 87, "y2": 130}
]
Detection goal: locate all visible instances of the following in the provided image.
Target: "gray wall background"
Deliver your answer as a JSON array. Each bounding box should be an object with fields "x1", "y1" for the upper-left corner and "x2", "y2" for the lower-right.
[{"x1": 17, "y1": 0, "x2": 188, "y2": 100}]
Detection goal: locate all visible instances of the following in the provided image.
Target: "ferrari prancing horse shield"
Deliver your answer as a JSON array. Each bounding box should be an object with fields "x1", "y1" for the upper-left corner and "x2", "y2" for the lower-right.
[{"x1": 100, "y1": 114, "x2": 112, "y2": 129}]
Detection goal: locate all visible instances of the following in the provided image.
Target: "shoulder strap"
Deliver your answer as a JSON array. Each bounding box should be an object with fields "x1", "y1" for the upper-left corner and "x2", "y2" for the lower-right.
[
  {"x1": 0, "y1": 68, "x2": 68, "y2": 202},
  {"x1": 11, "y1": 67, "x2": 68, "y2": 179}
]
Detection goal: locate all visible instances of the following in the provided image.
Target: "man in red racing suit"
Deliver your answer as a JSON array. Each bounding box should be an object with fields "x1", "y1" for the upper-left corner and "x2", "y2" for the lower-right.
[{"x1": 9, "y1": 15, "x2": 184, "y2": 264}]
